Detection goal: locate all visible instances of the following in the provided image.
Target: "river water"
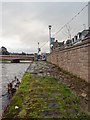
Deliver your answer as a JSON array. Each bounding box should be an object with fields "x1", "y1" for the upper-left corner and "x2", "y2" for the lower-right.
[{"x1": 0, "y1": 62, "x2": 30, "y2": 119}]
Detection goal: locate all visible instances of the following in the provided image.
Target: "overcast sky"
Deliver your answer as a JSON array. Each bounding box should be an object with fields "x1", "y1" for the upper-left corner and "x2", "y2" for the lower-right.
[{"x1": 0, "y1": 1, "x2": 89, "y2": 53}]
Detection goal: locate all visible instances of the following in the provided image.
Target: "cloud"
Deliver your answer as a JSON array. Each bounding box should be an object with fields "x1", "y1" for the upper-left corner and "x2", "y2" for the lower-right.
[{"x1": 1, "y1": 2, "x2": 88, "y2": 53}]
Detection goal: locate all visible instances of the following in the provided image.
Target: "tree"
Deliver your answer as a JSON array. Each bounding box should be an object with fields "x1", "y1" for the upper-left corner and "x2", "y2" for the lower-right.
[
  {"x1": 0, "y1": 46, "x2": 10, "y2": 55},
  {"x1": 22, "y1": 52, "x2": 26, "y2": 55}
]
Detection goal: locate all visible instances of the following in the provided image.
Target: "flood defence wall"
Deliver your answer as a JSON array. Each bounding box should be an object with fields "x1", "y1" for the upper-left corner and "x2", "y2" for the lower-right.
[{"x1": 47, "y1": 37, "x2": 90, "y2": 82}]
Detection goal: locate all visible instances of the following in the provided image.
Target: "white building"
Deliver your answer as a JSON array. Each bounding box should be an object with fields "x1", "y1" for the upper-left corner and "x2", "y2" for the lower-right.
[{"x1": 72, "y1": 29, "x2": 90, "y2": 45}]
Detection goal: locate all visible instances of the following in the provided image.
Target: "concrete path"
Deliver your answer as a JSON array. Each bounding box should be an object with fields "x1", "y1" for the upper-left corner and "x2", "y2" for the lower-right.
[
  {"x1": 2, "y1": 61, "x2": 90, "y2": 119},
  {"x1": 27, "y1": 61, "x2": 88, "y2": 114}
]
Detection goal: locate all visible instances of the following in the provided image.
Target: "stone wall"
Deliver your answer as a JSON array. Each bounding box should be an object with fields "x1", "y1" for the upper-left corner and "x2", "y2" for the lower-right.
[{"x1": 47, "y1": 37, "x2": 90, "y2": 82}]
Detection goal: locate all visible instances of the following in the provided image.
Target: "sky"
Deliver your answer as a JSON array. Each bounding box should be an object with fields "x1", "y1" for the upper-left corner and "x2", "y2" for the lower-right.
[{"x1": 0, "y1": 1, "x2": 89, "y2": 53}]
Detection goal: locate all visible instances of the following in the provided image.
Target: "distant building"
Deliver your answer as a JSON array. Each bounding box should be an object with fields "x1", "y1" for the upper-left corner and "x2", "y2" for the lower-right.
[
  {"x1": 50, "y1": 27, "x2": 90, "y2": 50},
  {"x1": 74, "y1": 35, "x2": 78, "y2": 44},
  {"x1": 72, "y1": 38, "x2": 74, "y2": 44},
  {"x1": 0, "y1": 46, "x2": 10, "y2": 55},
  {"x1": 51, "y1": 40, "x2": 64, "y2": 51},
  {"x1": 77, "y1": 32, "x2": 82, "y2": 41},
  {"x1": 64, "y1": 28, "x2": 90, "y2": 47},
  {"x1": 71, "y1": 28, "x2": 90, "y2": 45},
  {"x1": 80, "y1": 29, "x2": 90, "y2": 40},
  {"x1": 84, "y1": 27, "x2": 90, "y2": 38},
  {"x1": 66, "y1": 39, "x2": 72, "y2": 46}
]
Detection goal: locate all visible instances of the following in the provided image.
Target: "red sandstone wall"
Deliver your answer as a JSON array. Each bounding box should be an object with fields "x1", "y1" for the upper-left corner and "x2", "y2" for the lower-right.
[{"x1": 47, "y1": 38, "x2": 90, "y2": 82}]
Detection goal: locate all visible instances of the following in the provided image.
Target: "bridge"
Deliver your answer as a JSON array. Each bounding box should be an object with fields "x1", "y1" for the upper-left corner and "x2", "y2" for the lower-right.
[{"x1": 0, "y1": 55, "x2": 34, "y2": 63}]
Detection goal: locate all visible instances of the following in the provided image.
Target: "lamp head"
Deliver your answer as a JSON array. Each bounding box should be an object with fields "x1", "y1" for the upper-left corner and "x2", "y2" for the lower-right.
[{"x1": 48, "y1": 25, "x2": 52, "y2": 30}]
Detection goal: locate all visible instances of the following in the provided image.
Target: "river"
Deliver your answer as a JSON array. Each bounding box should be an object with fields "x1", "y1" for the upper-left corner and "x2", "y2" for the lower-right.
[{"x1": 0, "y1": 62, "x2": 30, "y2": 119}]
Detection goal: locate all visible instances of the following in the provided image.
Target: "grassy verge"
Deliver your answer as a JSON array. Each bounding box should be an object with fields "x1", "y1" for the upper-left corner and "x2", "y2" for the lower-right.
[
  {"x1": 0, "y1": 59, "x2": 11, "y2": 63},
  {"x1": 2, "y1": 72, "x2": 90, "y2": 119}
]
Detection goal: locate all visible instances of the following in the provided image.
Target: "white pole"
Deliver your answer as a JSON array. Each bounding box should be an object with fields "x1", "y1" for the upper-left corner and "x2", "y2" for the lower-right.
[
  {"x1": 37, "y1": 42, "x2": 39, "y2": 60},
  {"x1": 48, "y1": 25, "x2": 52, "y2": 53}
]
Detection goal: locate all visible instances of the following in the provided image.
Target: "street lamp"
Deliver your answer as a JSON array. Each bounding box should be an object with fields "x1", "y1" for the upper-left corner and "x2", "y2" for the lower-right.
[
  {"x1": 38, "y1": 42, "x2": 39, "y2": 54},
  {"x1": 48, "y1": 25, "x2": 52, "y2": 53},
  {"x1": 38, "y1": 42, "x2": 41, "y2": 54}
]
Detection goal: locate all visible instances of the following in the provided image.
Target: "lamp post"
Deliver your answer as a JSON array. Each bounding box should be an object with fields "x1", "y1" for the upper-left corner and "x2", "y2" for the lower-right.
[
  {"x1": 38, "y1": 42, "x2": 39, "y2": 54},
  {"x1": 37, "y1": 42, "x2": 41, "y2": 60},
  {"x1": 36, "y1": 42, "x2": 39, "y2": 61},
  {"x1": 48, "y1": 25, "x2": 52, "y2": 53}
]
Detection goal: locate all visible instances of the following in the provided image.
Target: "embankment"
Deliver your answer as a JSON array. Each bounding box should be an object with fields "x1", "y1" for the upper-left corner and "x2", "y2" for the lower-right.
[
  {"x1": 1, "y1": 61, "x2": 90, "y2": 119},
  {"x1": 47, "y1": 37, "x2": 90, "y2": 82}
]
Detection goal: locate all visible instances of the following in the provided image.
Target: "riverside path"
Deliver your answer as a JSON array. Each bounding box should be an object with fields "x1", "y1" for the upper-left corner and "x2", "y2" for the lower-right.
[{"x1": 2, "y1": 61, "x2": 90, "y2": 119}]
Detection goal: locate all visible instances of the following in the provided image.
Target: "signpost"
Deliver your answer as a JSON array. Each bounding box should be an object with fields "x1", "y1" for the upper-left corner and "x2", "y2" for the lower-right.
[{"x1": 50, "y1": 37, "x2": 55, "y2": 45}]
